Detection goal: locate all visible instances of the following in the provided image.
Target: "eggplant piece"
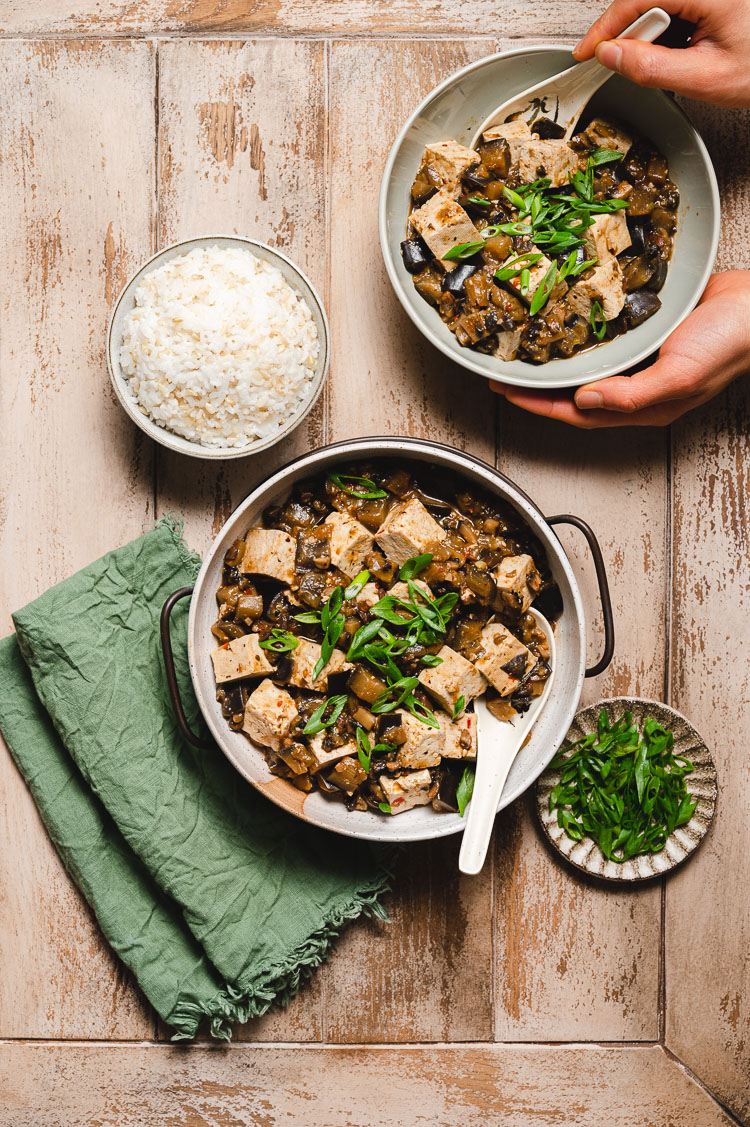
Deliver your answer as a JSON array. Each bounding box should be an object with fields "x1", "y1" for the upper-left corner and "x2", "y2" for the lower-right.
[
  {"x1": 400, "y1": 237, "x2": 432, "y2": 275},
  {"x1": 628, "y1": 220, "x2": 648, "y2": 255},
  {"x1": 532, "y1": 117, "x2": 565, "y2": 139},
  {"x1": 441, "y1": 262, "x2": 480, "y2": 297},
  {"x1": 623, "y1": 289, "x2": 662, "y2": 327},
  {"x1": 477, "y1": 137, "x2": 510, "y2": 179},
  {"x1": 461, "y1": 166, "x2": 490, "y2": 192},
  {"x1": 648, "y1": 258, "x2": 668, "y2": 293}
]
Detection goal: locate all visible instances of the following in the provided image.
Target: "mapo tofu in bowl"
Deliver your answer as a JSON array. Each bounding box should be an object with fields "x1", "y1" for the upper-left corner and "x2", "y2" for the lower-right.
[
  {"x1": 210, "y1": 463, "x2": 558, "y2": 817},
  {"x1": 401, "y1": 115, "x2": 678, "y2": 364}
]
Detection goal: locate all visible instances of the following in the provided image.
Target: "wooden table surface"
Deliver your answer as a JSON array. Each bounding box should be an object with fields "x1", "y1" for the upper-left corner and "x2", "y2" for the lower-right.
[{"x1": 0, "y1": 3, "x2": 748, "y2": 1124}]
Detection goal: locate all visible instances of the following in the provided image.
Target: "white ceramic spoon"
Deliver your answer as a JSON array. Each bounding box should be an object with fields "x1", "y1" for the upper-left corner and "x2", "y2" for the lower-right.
[
  {"x1": 458, "y1": 608, "x2": 557, "y2": 876},
  {"x1": 470, "y1": 7, "x2": 670, "y2": 149}
]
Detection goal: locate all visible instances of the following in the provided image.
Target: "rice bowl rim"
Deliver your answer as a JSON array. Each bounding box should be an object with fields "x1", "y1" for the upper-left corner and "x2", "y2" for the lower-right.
[{"x1": 106, "y1": 235, "x2": 330, "y2": 461}]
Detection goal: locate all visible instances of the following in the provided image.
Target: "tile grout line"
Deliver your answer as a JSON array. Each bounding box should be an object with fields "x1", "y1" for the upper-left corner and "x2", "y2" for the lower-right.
[
  {"x1": 662, "y1": 1045, "x2": 746, "y2": 1127},
  {"x1": 658, "y1": 424, "x2": 674, "y2": 1046}
]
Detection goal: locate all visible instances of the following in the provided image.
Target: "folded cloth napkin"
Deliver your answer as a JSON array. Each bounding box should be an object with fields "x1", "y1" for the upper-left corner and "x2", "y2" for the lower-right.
[{"x1": 0, "y1": 519, "x2": 391, "y2": 1039}]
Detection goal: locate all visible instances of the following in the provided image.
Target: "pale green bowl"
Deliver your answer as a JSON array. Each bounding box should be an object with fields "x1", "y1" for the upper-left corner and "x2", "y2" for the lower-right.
[{"x1": 379, "y1": 46, "x2": 720, "y2": 390}]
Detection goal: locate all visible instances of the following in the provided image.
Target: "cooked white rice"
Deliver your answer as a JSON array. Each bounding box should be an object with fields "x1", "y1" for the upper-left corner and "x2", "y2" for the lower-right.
[{"x1": 119, "y1": 245, "x2": 320, "y2": 449}]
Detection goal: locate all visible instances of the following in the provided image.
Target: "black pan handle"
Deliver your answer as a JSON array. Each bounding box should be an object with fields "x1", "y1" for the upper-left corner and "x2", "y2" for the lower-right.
[
  {"x1": 546, "y1": 514, "x2": 615, "y2": 678},
  {"x1": 160, "y1": 586, "x2": 214, "y2": 749}
]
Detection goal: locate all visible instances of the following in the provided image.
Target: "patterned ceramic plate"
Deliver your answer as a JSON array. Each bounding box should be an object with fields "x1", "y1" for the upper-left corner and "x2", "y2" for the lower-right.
[{"x1": 534, "y1": 697, "x2": 717, "y2": 882}]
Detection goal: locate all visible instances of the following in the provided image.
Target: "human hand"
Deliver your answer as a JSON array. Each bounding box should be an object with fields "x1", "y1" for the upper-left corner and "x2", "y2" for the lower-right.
[
  {"x1": 490, "y1": 272, "x2": 750, "y2": 428},
  {"x1": 573, "y1": 0, "x2": 750, "y2": 107}
]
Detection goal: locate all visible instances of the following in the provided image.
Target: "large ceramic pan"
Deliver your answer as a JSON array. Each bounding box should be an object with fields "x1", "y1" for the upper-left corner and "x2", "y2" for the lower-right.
[{"x1": 161, "y1": 438, "x2": 614, "y2": 842}]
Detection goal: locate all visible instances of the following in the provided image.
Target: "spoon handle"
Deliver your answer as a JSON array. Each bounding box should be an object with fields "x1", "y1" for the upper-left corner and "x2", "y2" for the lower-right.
[
  {"x1": 559, "y1": 8, "x2": 671, "y2": 135},
  {"x1": 458, "y1": 734, "x2": 521, "y2": 876}
]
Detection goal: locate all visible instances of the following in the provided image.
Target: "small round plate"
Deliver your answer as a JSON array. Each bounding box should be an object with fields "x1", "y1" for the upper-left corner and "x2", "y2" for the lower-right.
[{"x1": 534, "y1": 697, "x2": 717, "y2": 882}]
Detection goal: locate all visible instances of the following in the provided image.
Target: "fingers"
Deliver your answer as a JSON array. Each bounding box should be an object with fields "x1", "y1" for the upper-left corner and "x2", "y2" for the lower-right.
[
  {"x1": 572, "y1": 356, "x2": 699, "y2": 414},
  {"x1": 573, "y1": 0, "x2": 704, "y2": 60},
  {"x1": 592, "y1": 38, "x2": 729, "y2": 101},
  {"x1": 491, "y1": 382, "x2": 705, "y2": 428}
]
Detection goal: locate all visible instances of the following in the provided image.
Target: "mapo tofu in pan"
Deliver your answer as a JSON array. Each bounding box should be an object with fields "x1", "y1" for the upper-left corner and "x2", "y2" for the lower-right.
[
  {"x1": 401, "y1": 116, "x2": 678, "y2": 363},
  {"x1": 211, "y1": 463, "x2": 559, "y2": 816}
]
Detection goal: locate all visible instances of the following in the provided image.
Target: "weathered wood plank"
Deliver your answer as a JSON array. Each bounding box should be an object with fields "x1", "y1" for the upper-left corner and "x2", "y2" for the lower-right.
[
  {"x1": 0, "y1": 40, "x2": 156, "y2": 1038},
  {"x1": 155, "y1": 37, "x2": 328, "y2": 1040},
  {"x1": 0, "y1": 1042, "x2": 736, "y2": 1126},
  {"x1": 0, "y1": 1, "x2": 610, "y2": 38},
  {"x1": 667, "y1": 100, "x2": 750, "y2": 1126},
  {"x1": 155, "y1": 38, "x2": 327, "y2": 558},
  {"x1": 323, "y1": 38, "x2": 496, "y2": 1043},
  {"x1": 490, "y1": 118, "x2": 668, "y2": 1034}
]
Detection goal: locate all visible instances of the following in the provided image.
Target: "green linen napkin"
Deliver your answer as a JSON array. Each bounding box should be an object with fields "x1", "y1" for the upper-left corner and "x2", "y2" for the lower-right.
[{"x1": 0, "y1": 519, "x2": 391, "y2": 1039}]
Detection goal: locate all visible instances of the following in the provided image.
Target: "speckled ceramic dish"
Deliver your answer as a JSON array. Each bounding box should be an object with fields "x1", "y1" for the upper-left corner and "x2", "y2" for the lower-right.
[
  {"x1": 535, "y1": 697, "x2": 717, "y2": 881},
  {"x1": 379, "y1": 46, "x2": 720, "y2": 390}
]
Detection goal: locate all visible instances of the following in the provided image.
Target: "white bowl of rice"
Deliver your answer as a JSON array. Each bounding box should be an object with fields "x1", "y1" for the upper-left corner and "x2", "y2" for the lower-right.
[{"x1": 107, "y1": 236, "x2": 329, "y2": 459}]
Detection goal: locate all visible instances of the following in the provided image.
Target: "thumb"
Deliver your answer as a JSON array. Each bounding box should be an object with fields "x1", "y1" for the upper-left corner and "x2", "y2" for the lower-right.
[{"x1": 595, "y1": 39, "x2": 725, "y2": 101}]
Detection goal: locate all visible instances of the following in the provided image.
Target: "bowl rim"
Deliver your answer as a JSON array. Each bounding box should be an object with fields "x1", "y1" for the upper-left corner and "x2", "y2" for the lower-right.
[
  {"x1": 186, "y1": 436, "x2": 589, "y2": 842},
  {"x1": 378, "y1": 44, "x2": 721, "y2": 390},
  {"x1": 106, "y1": 234, "x2": 330, "y2": 461}
]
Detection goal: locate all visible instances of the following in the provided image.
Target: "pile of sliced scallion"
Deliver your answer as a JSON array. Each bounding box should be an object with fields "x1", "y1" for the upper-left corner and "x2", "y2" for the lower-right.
[
  {"x1": 443, "y1": 147, "x2": 629, "y2": 323},
  {"x1": 548, "y1": 710, "x2": 697, "y2": 863}
]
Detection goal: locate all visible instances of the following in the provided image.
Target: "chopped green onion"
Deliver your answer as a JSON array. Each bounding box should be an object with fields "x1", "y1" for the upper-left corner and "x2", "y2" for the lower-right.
[
  {"x1": 590, "y1": 300, "x2": 607, "y2": 341},
  {"x1": 452, "y1": 695, "x2": 466, "y2": 719},
  {"x1": 503, "y1": 186, "x2": 526, "y2": 209},
  {"x1": 466, "y1": 195, "x2": 492, "y2": 206},
  {"x1": 548, "y1": 710, "x2": 697, "y2": 863},
  {"x1": 328, "y1": 473, "x2": 387, "y2": 499},
  {"x1": 258, "y1": 628, "x2": 299, "y2": 653},
  {"x1": 399, "y1": 553, "x2": 432, "y2": 582},
  {"x1": 293, "y1": 610, "x2": 322, "y2": 625},
  {"x1": 589, "y1": 147, "x2": 624, "y2": 166},
  {"x1": 379, "y1": 802, "x2": 392, "y2": 814},
  {"x1": 519, "y1": 267, "x2": 530, "y2": 297},
  {"x1": 356, "y1": 727, "x2": 372, "y2": 772},
  {"x1": 457, "y1": 767, "x2": 475, "y2": 817},
  {"x1": 420, "y1": 654, "x2": 444, "y2": 667},
  {"x1": 315, "y1": 586, "x2": 345, "y2": 680},
  {"x1": 303, "y1": 694, "x2": 348, "y2": 736},
  {"x1": 441, "y1": 240, "x2": 485, "y2": 261},
  {"x1": 344, "y1": 570, "x2": 371, "y2": 599},
  {"x1": 529, "y1": 261, "x2": 558, "y2": 316},
  {"x1": 494, "y1": 252, "x2": 544, "y2": 282}
]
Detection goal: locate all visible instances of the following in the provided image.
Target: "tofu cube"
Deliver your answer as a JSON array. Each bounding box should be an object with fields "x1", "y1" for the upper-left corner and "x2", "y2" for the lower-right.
[
  {"x1": 388, "y1": 578, "x2": 432, "y2": 603},
  {"x1": 242, "y1": 679, "x2": 297, "y2": 751},
  {"x1": 583, "y1": 117, "x2": 632, "y2": 156},
  {"x1": 410, "y1": 190, "x2": 479, "y2": 266},
  {"x1": 509, "y1": 139, "x2": 582, "y2": 188},
  {"x1": 307, "y1": 734, "x2": 358, "y2": 773},
  {"x1": 353, "y1": 581, "x2": 382, "y2": 609},
  {"x1": 584, "y1": 212, "x2": 631, "y2": 262},
  {"x1": 566, "y1": 256, "x2": 626, "y2": 321},
  {"x1": 286, "y1": 638, "x2": 351, "y2": 691},
  {"x1": 483, "y1": 120, "x2": 534, "y2": 143},
  {"x1": 380, "y1": 769, "x2": 434, "y2": 814},
  {"x1": 211, "y1": 633, "x2": 273, "y2": 684},
  {"x1": 418, "y1": 645, "x2": 487, "y2": 716},
  {"x1": 473, "y1": 624, "x2": 536, "y2": 696},
  {"x1": 494, "y1": 329, "x2": 522, "y2": 361},
  {"x1": 241, "y1": 529, "x2": 296, "y2": 586},
  {"x1": 493, "y1": 553, "x2": 542, "y2": 614},
  {"x1": 440, "y1": 711, "x2": 478, "y2": 759},
  {"x1": 323, "y1": 511, "x2": 373, "y2": 579},
  {"x1": 418, "y1": 139, "x2": 481, "y2": 196},
  {"x1": 376, "y1": 498, "x2": 447, "y2": 568},
  {"x1": 505, "y1": 248, "x2": 568, "y2": 308},
  {"x1": 394, "y1": 710, "x2": 445, "y2": 769}
]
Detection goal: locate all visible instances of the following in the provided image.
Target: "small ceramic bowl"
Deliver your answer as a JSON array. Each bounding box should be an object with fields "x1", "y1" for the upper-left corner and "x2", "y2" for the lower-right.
[
  {"x1": 379, "y1": 46, "x2": 720, "y2": 390},
  {"x1": 107, "y1": 236, "x2": 330, "y2": 460},
  {"x1": 535, "y1": 697, "x2": 717, "y2": 881}
]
